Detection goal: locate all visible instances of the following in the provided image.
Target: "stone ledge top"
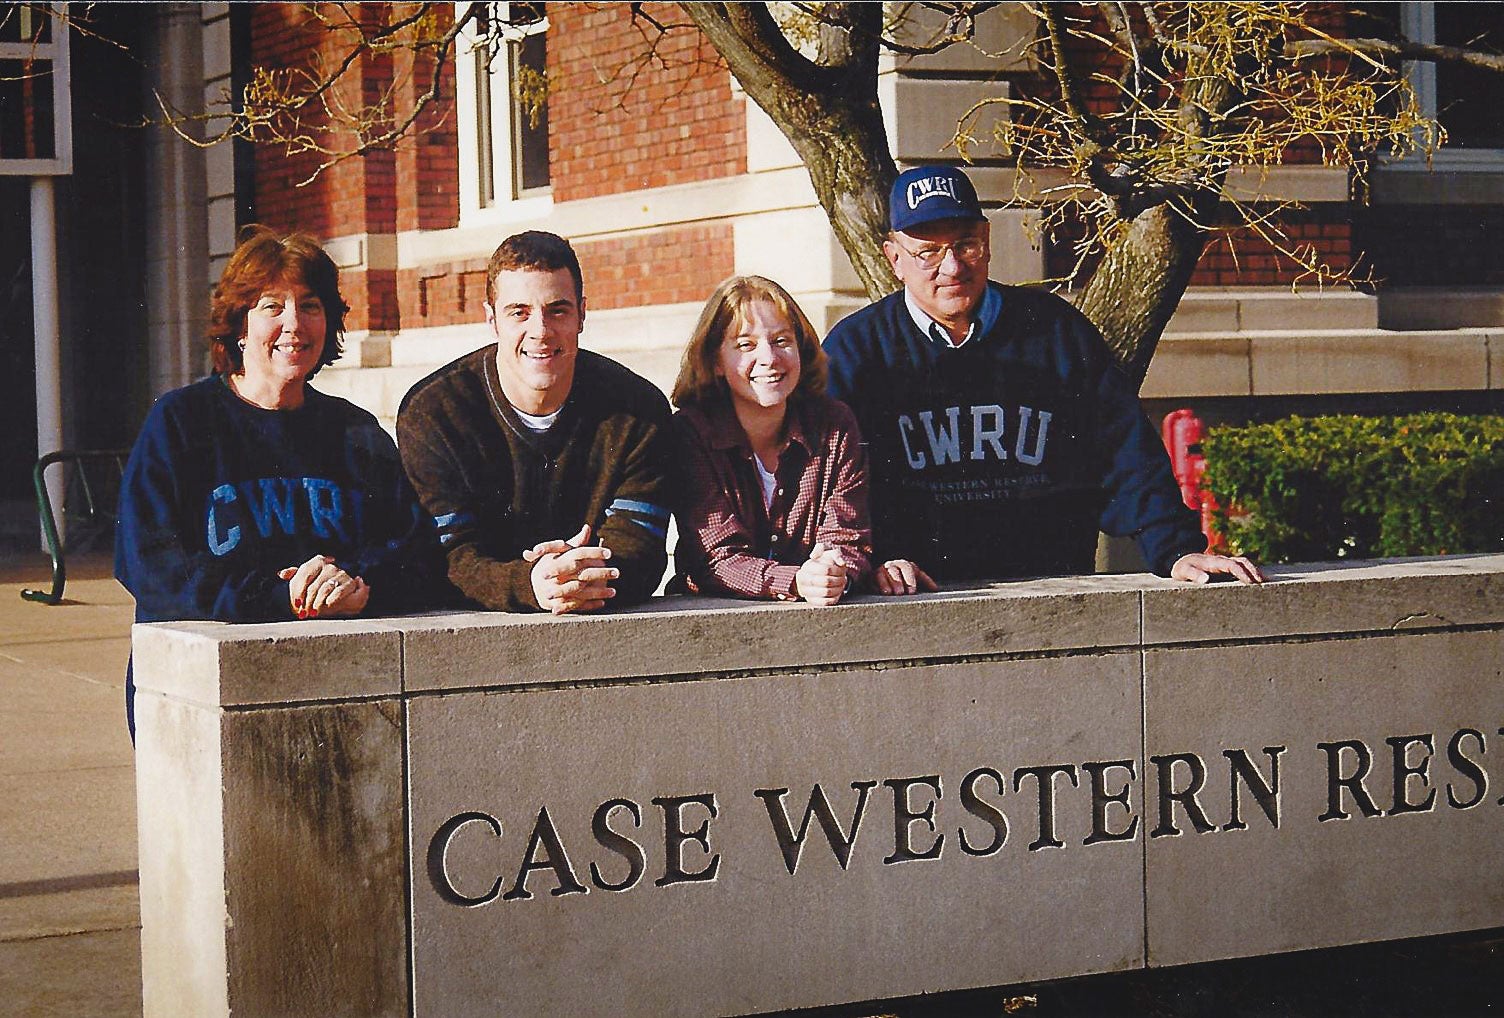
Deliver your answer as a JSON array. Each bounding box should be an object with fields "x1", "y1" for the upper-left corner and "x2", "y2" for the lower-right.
[
  {"x1": 131, "y1": 554, "x2": 1504, "y2": 707},
  {"x1": 1142, "y1": 553, "x2": 1504, "y2": 646}
]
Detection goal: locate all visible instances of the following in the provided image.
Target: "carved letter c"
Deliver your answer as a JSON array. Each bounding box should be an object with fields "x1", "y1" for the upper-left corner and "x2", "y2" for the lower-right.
[{"x1": 427, "y1": 811, "x2": 503, "y2": 907}]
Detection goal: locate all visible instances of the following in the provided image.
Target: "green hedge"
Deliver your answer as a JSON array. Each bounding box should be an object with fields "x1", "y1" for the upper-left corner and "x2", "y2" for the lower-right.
[{"x1": 1199, "y1": 413, "x2": 1504, "y2": 563}]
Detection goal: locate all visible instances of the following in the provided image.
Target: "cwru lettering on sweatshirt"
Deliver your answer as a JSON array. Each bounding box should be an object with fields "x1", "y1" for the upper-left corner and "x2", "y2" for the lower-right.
[
  {"x1": 115, "y1": 375, "x2": 443, "y2": 624},
  {"x1": 823, "y1": 283, "x2": 1205, "y2": 582}
]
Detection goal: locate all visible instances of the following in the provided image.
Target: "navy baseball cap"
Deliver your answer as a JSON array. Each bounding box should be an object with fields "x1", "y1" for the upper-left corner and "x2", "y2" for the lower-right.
[{"x1": 889, "y1": 165, "x2": 985, "y2": 232}]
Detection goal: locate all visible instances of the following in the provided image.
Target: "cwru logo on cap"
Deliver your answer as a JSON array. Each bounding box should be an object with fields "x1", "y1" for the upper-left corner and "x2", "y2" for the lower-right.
[
  {"x1": 906, "y1": 175, "x2": 961, "y2": 210},
  {"x1": 890, "y1": 165, "x2": 983, "y2": 230}
]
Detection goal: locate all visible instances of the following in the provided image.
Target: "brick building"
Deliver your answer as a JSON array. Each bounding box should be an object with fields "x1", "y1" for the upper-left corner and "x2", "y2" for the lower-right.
[
  {"x1": 4, "y1": 2, "x2": 1503, "y2": 536},
  {"x1": 247, "y1": 2, "x2": 1504, "y2": 428}
]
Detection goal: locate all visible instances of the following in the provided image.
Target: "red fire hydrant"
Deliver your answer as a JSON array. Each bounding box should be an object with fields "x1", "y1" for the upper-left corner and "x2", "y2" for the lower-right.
[{"x1": 1160, "y1": 409, "x2": 1223, "y2": 551}]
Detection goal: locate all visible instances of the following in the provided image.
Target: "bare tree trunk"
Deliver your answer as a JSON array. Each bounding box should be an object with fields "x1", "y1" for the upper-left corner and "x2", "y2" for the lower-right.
[
  {"x1": 682, "y1": 3, "x2": 1266, "y2": 384},
  {"x1": 1076, "y1": 33, "x2": 1243, "y2": 389},
  {"x1": 681, "y1": 2, "x2": 898, "y2": 300},
  {"x1": 767, "y1": 102, "x2": 897, "y2": 301},
  {"x1": 1075, "y1": 189, "x2": 1220, "y2": 388}
]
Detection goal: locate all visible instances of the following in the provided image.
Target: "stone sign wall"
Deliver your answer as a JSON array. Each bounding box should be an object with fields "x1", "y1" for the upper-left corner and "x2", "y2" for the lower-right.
[{"x1": 132, "y1": 555, "x2": 1504, "y2": 1017}]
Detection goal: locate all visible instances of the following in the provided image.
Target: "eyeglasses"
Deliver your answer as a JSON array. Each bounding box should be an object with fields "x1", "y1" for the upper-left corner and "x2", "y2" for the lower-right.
[{"x1": 891, "y1": 237, "x2": 987, "y2": 271}]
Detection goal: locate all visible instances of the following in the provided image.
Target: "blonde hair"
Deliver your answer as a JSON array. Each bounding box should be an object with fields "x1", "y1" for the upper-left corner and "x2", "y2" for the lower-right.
[{"x1": 671, "y1": 275, "x2": 827, "y2": 409}]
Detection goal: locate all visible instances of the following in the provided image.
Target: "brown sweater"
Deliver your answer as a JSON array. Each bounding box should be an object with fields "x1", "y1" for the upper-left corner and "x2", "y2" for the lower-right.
[{"x1": 396, "y1": 347, "x2": 673, "y2": 611}]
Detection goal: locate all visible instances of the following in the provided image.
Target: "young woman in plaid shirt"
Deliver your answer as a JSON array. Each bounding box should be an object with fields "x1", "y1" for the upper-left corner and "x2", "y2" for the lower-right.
[{"x1": 672, "y1": 276, "x2": 921, "y2": 604}]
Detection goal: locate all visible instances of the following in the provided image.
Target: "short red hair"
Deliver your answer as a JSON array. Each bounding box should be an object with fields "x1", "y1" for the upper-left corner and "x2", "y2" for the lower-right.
[{"x1": 207, "y1": 225, "x2": 349, "y2": 376}]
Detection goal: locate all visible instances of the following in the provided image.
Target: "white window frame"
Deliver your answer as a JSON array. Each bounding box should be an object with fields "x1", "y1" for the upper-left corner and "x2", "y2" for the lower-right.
[
  {"x1": 454, "y1": 1, "x2": 551, "y2": 225},
  {"x1": 1386, "y1": 1, "x2": 1504, "y2": 174},
  {"x1": 0, "y1": 4, "x2": 72, "y2": 176}
]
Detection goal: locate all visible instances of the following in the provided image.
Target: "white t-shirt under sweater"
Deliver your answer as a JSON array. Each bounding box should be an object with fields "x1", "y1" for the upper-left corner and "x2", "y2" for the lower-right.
[
  {"x1": 513, "y1": 406, "x2": 561, "y2": 433},
  {"x1": 753, "y1": 455, "x2": 777, "y2": 510}
]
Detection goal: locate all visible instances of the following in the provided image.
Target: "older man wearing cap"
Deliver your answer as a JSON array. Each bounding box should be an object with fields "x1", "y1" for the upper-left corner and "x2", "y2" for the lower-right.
[{"x1": 823, "y1": 164, "x2": 1262, "y2": 593}]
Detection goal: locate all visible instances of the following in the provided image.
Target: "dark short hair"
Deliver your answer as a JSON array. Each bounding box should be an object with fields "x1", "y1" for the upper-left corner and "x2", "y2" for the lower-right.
[
  {"x1": 207, "y1": 225, "x2": 348, "y2": 376},
  {"x1": 671, "y1": 275, "x2": 827, "y2": 410},
  {"x1": 486, "y1": 230, "x2": 584, "y2": 304}
]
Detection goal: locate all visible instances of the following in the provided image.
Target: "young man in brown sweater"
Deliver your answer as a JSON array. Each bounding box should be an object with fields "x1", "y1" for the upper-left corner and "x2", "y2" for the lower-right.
[{"x1": 396, "y1": 231, "x2": 673, "y2": 613}]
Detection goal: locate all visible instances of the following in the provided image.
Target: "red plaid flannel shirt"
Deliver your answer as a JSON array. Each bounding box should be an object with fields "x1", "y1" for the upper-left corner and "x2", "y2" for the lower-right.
[{"x1": 673, "y1": 394, "x2": 873, "y2": 600}]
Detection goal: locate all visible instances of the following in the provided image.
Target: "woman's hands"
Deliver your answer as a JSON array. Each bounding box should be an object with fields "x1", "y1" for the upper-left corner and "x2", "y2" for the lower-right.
[
  {"x1": 280, "y1": 554, "x2": 370, "y2": 618},
  {"x1": 794, "y1": 549, "x2": 938, "y2": 604},
  {"x1": 795, "y1": 543, "x2": 850, "y2": 606}
]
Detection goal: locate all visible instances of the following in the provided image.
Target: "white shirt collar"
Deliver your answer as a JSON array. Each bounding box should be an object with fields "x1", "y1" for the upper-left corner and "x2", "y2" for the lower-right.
[{"x1": 904, "y1": 287, "x2": 977, "y2": 348}]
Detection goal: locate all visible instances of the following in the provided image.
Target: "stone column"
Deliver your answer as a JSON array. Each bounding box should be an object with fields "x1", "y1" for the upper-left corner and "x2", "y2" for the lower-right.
[
  {"x1": 133, "y1": 620, "x2": 408, "y2": 1017},
  {"x1": 142, "y1": 3, "x2": 210, "y2": 398}
]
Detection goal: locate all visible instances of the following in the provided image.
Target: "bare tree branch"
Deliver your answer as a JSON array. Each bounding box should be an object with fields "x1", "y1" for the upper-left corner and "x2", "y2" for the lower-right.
[
  {"x1": 1097, "y1": 1, "x2": 1139, "y2": 77},
  {"x1": 789, "y1": 1, "x2": 1004, "y2": 57},
  {"x1": 1040, "y1": 2, "x2": 1097, "y2": 139},
  {"x1": 146, "y1": 3, "x2": 488, "y2": 185},
  {"x1": 681, "y1": 1, "x2": 897, "y2": 299},
  {"x1": 1288, "y1": 36, "x2": 1504, "y2": 75},
  {"x1": 626, "y1": 1, "x2": 694, "y2": 37},
  {"x1": 681, "y1": 2, "x2": 829, "y2": 92},
  {"x1": 587, "y1": 5, "x2": 717, "y2": 119}
]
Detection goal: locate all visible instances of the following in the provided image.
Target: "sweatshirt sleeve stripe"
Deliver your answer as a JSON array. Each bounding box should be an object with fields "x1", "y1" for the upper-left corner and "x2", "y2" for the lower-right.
[
  {"x1": 605, "y1": 502, "x2": 669, "y2": 538},
  {"x1": 607, "y1": 498, "x2": 670, "y2": 522}
]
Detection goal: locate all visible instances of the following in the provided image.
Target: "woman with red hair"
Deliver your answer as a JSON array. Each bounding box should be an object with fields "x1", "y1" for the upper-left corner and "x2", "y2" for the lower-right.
[{"x1": 116, "y1": 225, "x2": 440, "y2": 734}]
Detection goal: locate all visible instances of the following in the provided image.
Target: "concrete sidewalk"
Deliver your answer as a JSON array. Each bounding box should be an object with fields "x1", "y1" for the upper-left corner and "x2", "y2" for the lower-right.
[{"x1": 0, "y1": 549, "x2": 140, "y2": 1017}]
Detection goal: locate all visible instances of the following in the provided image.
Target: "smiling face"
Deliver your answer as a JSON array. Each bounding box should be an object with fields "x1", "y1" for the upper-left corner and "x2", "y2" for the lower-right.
[
  {"x1": 884, "y1": 217, "x2": 991, "y2": 337},
  {"x1": 486, "y1": 266, "x2": 584, "y2": 415},
  {"x1": 238, "y1": 281, "x2": 328, "y2": 398},
  {"x1": 716, "y1": 299, "x2": 802, "y2": 415}
]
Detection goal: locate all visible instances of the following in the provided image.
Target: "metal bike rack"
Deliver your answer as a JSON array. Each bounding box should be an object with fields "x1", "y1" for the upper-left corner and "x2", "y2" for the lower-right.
[{"x1": 20, "y1": 449, "x2": 130, "y2": 605}]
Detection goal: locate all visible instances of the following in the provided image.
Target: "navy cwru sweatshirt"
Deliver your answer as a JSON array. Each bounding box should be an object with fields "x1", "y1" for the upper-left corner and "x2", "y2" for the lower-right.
[
  {"x1": 823, "y1": 283, "x2": 1205, "y2": 582},
  {"x1": 115, "y1": 376, "x2": 442, "y2": 730}
]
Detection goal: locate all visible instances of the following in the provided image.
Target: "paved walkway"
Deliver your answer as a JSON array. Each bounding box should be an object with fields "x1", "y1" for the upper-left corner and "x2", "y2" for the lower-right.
[{"x1": 0, "y1": 549, "x2": 140, "y2": 1017}]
